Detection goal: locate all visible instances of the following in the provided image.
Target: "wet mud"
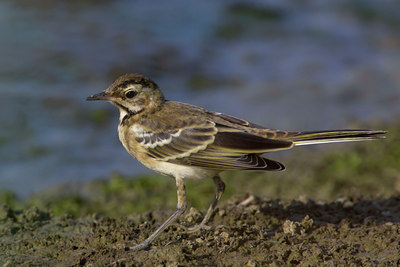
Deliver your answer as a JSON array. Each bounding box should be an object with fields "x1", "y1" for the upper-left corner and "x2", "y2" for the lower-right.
[{"x1": 1, "y1": 194, "x2": 399, "y2": 266}]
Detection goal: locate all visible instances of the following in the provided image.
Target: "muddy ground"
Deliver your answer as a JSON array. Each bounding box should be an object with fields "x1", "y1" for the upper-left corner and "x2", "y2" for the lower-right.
[
  {"x1": 1, "y1": 193, "x2": 400, "y2": 266},
  {"x1": 1, "y1": 124, "x2": 399, "y2": 266}
]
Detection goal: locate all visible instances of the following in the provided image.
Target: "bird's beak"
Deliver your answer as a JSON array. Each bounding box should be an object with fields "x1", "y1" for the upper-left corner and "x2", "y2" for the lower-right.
[{"x1": 86, "y1": 91, "x2": 112, "y2": 101}]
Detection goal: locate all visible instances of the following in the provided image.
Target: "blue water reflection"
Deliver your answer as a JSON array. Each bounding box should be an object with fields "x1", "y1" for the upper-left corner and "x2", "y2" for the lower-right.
[{"x1": 0, "y1": 1, "x2": 399, "y2": 195}]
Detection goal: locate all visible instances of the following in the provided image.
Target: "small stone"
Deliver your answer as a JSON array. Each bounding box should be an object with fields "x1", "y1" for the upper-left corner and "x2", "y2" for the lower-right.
[
  {"x1": 282, "y1": 220, "x2": 299, "y2": 235},
  {"x1": 220, "y1": 232, "x2": 230, "y2": 242},
  {"x1": 195, "y1": 237, "x2": 204, "y2": 243},
  {"x1": 246, "y1": 259, "x2": 257, "y2": 267},
  {"x1": 184, "y1": 207, "x2": 202, "y2": 224},
  {"x1": 218, "y1": 209, "x2": 226, "y2": 217}
]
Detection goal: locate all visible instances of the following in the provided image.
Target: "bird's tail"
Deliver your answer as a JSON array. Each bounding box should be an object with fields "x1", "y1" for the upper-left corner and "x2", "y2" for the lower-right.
[{"x1": 285, "y1": 130, "x2": 386, "y2": 146}]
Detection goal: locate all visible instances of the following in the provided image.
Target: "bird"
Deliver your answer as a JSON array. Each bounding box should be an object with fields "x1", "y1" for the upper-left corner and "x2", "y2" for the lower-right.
[{"x1": 86, "y1": 73, "x2": 386, "y2": 251}]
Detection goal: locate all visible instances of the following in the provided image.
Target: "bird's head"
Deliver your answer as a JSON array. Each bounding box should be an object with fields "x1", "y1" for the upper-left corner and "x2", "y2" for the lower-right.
[{"x1": 87, "y1": 73, "x2": 165, "y2": 116}]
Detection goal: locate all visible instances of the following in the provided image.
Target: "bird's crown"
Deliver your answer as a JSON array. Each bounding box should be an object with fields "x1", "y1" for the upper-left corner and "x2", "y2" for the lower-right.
[{"x1": 107, "y1": 73, "x2": 164, "y2": 99}]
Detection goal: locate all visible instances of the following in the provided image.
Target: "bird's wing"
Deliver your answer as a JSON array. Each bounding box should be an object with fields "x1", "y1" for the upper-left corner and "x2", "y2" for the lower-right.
[
  {"x1": 135, "y1": 117, "x2": 292, "y2": 171},
  {"x1": 209, "y1": 111, "x2": 300, "y2": 139},
  {"x1": 134, "y1": 121, "x2": 217, "y2": 161}
]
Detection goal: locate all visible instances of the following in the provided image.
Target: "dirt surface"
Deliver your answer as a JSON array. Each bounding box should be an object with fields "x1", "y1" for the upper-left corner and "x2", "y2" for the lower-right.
[
  {"x1": 1, "y1": 124, "x2": 398, "y2": 265},
  {"x1": 1, "y1": 193, "x2": 400, "y2": 266}
]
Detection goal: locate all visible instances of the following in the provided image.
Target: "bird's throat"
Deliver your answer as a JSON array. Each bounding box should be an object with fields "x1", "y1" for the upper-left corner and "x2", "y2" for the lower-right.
[{"x1": 114, "y1": 102, "x2": 143, "y2": 125}]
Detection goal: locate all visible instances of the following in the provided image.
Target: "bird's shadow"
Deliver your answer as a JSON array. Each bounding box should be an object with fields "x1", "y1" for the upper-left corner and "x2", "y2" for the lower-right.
[{"x1": 234, "y1": 194, "x2": 400, "y2": 226}]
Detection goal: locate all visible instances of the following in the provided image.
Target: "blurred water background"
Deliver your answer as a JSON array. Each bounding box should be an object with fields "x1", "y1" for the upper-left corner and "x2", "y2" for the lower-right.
[{"x1": 0, "y1": 0, "x2": 399, "y2": 196}]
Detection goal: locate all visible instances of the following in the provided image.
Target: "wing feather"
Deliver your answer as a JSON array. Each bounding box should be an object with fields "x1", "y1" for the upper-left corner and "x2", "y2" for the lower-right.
[
  {"x1": 181, "y1": 151, "x2": 285, "y2": 171},
  {"x1": 213, "y1": 130, "x2": 293, "y2": 153},
  {"x1": 135, "y1": 117, "x2": 292, "y2": 171},
  {"x1": 136, "y1": 122, "x2": 217, "y2": 161}
]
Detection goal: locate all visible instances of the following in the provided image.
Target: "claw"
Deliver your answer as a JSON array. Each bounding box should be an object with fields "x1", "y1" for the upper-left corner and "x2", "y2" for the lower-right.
[{"x1": 173, "y1": 222, "x2": 213, "y2": 233}]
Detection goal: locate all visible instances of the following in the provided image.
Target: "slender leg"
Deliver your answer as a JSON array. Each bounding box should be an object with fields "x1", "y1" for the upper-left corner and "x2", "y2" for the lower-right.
[
  {"x1": 128, "y1": 178, "x2": 187, "y2": 251},
  {"x1": 178, "y1": 175, "x2": 225, "y2": 233}
]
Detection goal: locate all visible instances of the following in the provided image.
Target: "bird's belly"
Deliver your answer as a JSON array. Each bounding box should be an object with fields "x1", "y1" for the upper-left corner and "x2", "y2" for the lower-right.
[{"x1": 144, "y1": 159, "x2": 219, "y2": 180}]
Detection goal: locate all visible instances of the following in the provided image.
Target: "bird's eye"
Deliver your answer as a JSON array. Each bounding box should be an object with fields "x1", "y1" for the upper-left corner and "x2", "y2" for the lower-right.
[{"x1": 125, "y1": 90, "x2": 137, "y2": 98}]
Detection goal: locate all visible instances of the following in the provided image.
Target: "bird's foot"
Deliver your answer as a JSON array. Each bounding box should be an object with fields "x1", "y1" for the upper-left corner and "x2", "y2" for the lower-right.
[
  {"x1": 173, "y1": 222, "x2": 223, "y2": 234},
  {"x1": 123, "y1": 241, "x2": 150, "y2": 252}
]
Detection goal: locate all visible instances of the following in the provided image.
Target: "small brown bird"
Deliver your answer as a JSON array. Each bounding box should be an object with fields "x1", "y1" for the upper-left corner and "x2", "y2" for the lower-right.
[{"x1": 87, "y1": 73, "x2": 386, "y2": 251}]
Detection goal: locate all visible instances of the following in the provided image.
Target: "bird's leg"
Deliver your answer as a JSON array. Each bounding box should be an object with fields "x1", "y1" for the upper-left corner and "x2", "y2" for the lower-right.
[
  {"x1": 177, "y1": 175, "x2": 225, "y2": 233},
  {"x1": 128, "y1": 178, "x2": 187, "y2": 251}
]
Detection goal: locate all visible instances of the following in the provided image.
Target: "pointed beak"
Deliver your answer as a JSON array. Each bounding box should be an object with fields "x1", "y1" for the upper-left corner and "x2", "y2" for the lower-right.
[{"x1": 86, "y1": 91, "x2": 112, "y2": 101}]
